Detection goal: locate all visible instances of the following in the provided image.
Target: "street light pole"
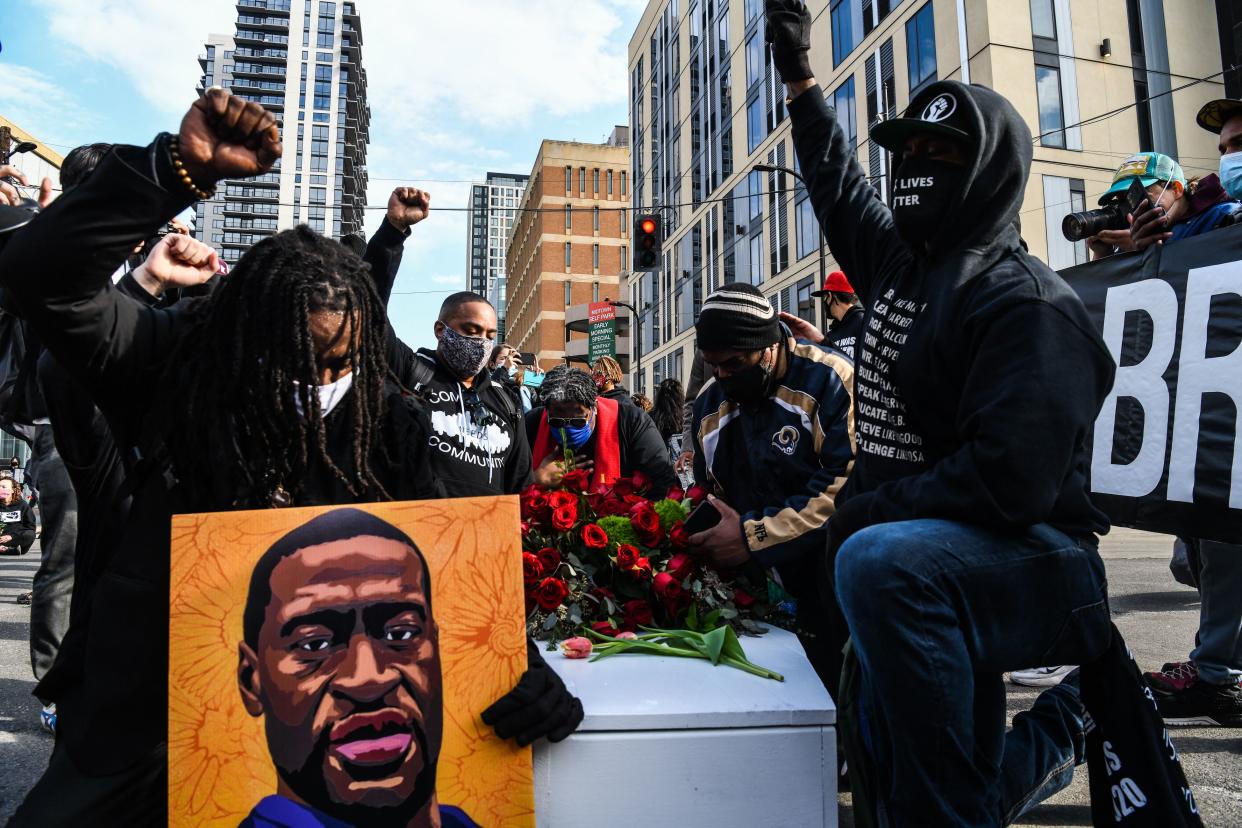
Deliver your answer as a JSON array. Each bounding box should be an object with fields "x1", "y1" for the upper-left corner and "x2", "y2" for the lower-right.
[
  {"x1": 608, "y1": 299, "x2": 642, "y2": 392},
  {"x1": 753, "y1": 163, "x2": 828, "y2": 332}
]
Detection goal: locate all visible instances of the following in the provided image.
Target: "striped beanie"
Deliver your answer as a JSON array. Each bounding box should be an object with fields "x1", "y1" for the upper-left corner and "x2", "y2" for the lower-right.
[{"x1": 695, "y1": 282, "x2": 781, "y2": 351}]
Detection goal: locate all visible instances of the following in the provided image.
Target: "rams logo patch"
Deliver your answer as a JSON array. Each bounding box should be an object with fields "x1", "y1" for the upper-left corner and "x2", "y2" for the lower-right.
[{"x1": 772, "y1": 425, "x2": 800, "y2": 456}]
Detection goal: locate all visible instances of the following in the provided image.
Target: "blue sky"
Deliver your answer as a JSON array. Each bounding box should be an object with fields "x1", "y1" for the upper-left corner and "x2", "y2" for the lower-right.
[{"x1": 0, "y1": 0, "x2": 645, "y2": 348}]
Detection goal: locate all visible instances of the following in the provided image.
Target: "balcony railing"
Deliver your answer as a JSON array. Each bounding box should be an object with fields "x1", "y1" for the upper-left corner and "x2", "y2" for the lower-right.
[
  {"x1": 237, "y1": 0, "x2": 291, "y2": 13},
  {"x1": 232, "y1": 46, "x2": 288, "y2": 61}
]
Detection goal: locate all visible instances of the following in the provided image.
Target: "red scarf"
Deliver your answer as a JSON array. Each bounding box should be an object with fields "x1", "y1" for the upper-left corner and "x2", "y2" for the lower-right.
[{"x1": 531, "y1": 396, "x2": 622, "y2": 488}]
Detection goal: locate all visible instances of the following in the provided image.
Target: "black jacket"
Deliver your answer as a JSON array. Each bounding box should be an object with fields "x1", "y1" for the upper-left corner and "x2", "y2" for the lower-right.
[
  {"x1": 789, "y1": 81, "x2": 1115, "y2": 543},
  {"x1": 824, "y1": 304, "x2": 864, "y2": 360},
  {"x1": 0, "y1": 139, "x2": 441, "y2": 773},
  {"x1": 525, "y1": 399, "x2": 677, "y2": 494},
  {"x1": 0, "y1": 496, "x2": 35, "y2": 554},
  {"x1": 601, "y1": 384, "x2": 636, "y2": 407}
]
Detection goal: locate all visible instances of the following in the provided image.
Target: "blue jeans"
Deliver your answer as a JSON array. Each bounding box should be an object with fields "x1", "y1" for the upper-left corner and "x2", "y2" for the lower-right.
[
  {"x1": 1190, "y1": 540, "x2": 1242, "y2": 685},
  {"x1": 835, "y1": 519, "x2": 1110, "y2": 827}
]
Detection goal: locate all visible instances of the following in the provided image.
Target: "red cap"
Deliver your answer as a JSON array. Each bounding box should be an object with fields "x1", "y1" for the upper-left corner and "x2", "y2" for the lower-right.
[{"x1": 811, "y1": 271, "x2": 854, "y2": 297}]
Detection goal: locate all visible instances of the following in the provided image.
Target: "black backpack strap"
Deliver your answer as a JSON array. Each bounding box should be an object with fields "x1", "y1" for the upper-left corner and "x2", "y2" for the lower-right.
[{"x1": 408, "y1": 354, "x2": 437, "y2": 391}]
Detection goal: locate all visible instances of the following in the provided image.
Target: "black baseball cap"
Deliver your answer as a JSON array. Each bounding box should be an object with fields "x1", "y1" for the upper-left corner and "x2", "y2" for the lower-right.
[
  {"x1": 1196, "y1": 98, "x2": 1242, "y2": 134},
  {"x1": 869, "y1": 82, "x2": 976, "y2": 153},
  {"x1": 0, "y1": 203, "x2": 36, "y2": 236}
]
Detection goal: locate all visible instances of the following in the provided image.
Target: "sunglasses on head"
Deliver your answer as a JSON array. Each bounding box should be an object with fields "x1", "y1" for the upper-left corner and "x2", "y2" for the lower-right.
[{"x1": 548, "y1": 416, "x2": 590, "y2": 430}]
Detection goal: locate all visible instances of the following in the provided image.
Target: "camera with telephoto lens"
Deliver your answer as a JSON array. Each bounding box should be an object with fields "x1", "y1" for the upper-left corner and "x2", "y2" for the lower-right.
[{"x1": 1062, "y1": 201, "x2": 1128, "y2": 242}]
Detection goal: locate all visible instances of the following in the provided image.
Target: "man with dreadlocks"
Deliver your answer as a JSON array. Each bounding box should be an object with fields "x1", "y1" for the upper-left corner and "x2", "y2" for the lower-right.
[{"x1": 0, "y1": 88, "x2": 582, "y2": 823}]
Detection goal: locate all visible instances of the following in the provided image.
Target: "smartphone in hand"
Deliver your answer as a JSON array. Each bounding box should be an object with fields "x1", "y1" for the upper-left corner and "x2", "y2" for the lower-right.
[{"x1": 683, "y1": 500, "x2": 723, "y2": 535}]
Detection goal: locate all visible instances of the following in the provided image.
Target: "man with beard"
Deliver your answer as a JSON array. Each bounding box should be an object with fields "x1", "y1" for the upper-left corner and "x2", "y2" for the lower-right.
[{"x1": 238, "y1": 508, "x2": 477, "y2": 828}]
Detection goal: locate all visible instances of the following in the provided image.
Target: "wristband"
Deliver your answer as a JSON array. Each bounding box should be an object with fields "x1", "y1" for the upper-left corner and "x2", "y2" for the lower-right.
[{"x1": 168, "y1": 136, "x2": 216, "y2": 201}]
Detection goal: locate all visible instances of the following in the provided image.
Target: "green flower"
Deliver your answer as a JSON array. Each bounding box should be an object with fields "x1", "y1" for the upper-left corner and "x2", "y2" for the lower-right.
[
  {"x1": 652, "y1": 498, "x2": 689, "y2": 531},
  {"x1": 597, "y1": 515, "x2": 639, "y2": 548}
]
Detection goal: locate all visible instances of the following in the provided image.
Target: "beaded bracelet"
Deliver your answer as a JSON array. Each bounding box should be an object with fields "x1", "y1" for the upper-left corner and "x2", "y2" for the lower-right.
[{"x1": 168, "y1": 136, "x2": 216, "y2": 201}]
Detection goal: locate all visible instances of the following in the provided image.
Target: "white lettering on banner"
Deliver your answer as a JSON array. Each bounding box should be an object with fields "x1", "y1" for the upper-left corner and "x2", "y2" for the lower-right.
[
  {"x1": 1091, "y1": 264, "x2": 1242, "y2": 508},
  {"x1": 1167, "y1": 262, "x2": 1242, "y2": 507},
  {"x1": 1111, "y1": 778, "x2": 1149, "y2": 820},
  {"x1": 1091, "y1": 279, "x2": 1179, "y2": 498},
  {"x1": 1102, "y1": 740, "x2": 1122, "y2": 773}
]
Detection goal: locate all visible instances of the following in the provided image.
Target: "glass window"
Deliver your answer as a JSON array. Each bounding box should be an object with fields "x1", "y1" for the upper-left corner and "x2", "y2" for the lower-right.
[
  {"x1": 593, "y1": 168, "x2": 600, "y2": 194},
  {"x1": 832, "y1": 76, "x2": 857, "y2": 154},
  {"x1": 747, "y1": 99, "x2": 764, "y2": 152},
  {"x1": 565, "y1": 242, "x2": 572, "y2": 270},
  {"x1": 831, "y1": 0, "x2": 861, "y2": 67},
  {"x1": 608, "y1": 170, "x2": 614, "y2": 195},
  {"x1": 745, "y1": 0, "x2": 762, "y2": 23},
  {"x1": 1035, "y1": 64, "x2": 1066, "y2": 147},
  {"x1": 593, "y1": 244, "x2": 600, "y2": 270},
  {"x1": 580, "y1": 168, "x2": 587, "y2": 192},
  {"x1": 593, "y1": 206, "x2": 600, "y2": 231},
  {"x1": 796, "y1": 197, "x2": 819, "y2": 261},
  {"x1": 1030, "y1": 0, "x2": 1056, "y2": 40},
  {"x1": 748, "y1": 235, "x2": 763, "y2": 284},
  {"x1": 906, "y1": 3, "x2": 937, "y2": 93},
  {"x1": 746, "y1": 33, "x2": 764, "y2": 87},
  {"x1": 565, "y1": 165, "x2": 572, "y2": 193},
  {"x1": 565, "y1": 280, "x2": 572, "y2": 305},
  {"x1": 593, "y1": 282, "x2": 600, "y2": 302},
  {"x1": 565, "y1": 204, "x2": 572, "y2": 231},
  {"x1": 1069, "y1": 178, "x2": 1088, "y2": 264},
  {"x1": 621, "y1": 171, "x2": 628, "y2": 195}
]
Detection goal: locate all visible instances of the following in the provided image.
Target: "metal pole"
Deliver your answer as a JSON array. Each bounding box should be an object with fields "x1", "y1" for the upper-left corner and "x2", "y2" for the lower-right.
[{"x1": 753, "y1": 162, "x2": 827, "y2": 331}]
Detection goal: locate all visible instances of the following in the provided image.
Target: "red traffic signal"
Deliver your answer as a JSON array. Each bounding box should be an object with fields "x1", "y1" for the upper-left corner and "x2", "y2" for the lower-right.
[{"x1": 633, "y1": 213, "x2": 662, "y2": 271}]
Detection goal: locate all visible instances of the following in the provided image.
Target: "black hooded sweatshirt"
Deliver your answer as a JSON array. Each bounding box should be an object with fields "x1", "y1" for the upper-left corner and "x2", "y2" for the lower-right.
[
  {"x1": 788, "y1": 81, "x2": 1115, "y2": 543},
  {"x1": 825, "y1": 303, "x2": 865, "y2": 360}
]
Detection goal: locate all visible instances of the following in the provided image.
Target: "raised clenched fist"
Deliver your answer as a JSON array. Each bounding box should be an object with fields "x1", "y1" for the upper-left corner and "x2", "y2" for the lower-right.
[
  {"x1": 386, "y1": 186, "x2": 432, "y2": 231},
  {"x1": 177, "y1": 87, "x2": 282, "y2": 187},
  {"x1": 765, "y1": 0, "x2": 815, "y2": 84},
  {"x1": 134, "y1": 232, "x2": 219, "y2": 296}
]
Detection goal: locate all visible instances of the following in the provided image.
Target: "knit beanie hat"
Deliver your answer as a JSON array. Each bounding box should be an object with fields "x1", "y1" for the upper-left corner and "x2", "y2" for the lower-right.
[{"x1": 695, "y1": 282, "x2": 781, "y2": 351}]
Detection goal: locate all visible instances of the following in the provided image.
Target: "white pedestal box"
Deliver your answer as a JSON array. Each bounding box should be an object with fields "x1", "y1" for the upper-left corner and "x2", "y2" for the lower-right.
[{"x1": 532, "y1": 625, "x2": 837, "y2": 828}]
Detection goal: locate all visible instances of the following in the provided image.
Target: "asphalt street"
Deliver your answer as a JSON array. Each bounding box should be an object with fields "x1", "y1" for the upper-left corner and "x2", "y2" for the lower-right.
[{"x1": 0, "y1": 530, "x2": 1238, "y2": 825}]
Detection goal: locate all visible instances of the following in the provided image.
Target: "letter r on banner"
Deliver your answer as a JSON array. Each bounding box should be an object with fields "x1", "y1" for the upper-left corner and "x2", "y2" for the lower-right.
[
  {"x1": 1167, "y1": 263, "x2": 1242, "y2": 507},
  {"x1": 1092, "y1": 279, "x2": 1178, "y2": 498}
]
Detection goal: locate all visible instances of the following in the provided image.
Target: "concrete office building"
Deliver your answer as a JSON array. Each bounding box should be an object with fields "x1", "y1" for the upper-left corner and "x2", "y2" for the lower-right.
[
  {"x1": 467, "y1": 172, "x2": 530, "y2": 342},
  {"x1": 194, "y1": 0, "x2": 370, "y2": 265},
  {"x1": 504, "y1": 132, "x2": 631, "y2": 372},
  {"x1": 627, "y1": 0, "x2": 1222, "y2": 392}
]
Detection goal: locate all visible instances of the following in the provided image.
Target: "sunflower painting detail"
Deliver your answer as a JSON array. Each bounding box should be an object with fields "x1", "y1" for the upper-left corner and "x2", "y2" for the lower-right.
[{"x1": 168, "y1": 498, "x2": 533, "y2": 828}]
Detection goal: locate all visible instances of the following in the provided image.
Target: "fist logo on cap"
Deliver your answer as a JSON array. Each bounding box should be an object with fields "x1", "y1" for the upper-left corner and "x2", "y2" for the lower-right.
[{"x1": 922, "y1": 94, "x2": 957, "y2": 123}]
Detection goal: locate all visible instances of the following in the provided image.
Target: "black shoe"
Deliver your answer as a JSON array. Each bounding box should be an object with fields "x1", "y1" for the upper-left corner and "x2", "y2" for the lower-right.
[
  {"x1": 1157, "y1": 678, "x2": 1242, "y2": 727},
  {"x1": 16, "y1": 591, "x2": 32, "y2": 605}
]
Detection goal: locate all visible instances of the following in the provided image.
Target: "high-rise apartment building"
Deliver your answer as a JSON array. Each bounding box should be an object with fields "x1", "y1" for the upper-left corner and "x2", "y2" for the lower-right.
[
  {"x1": 467, "y1": 172, "x2": 529, "y2": 342},
  {"x1": 627, "y1": 0, "x2": 1222, "y2": 392},
  {"x1": 194, "y1": 0, "x2": 370, "y2": 265},
  {"x1": 505, "y1": 131, "x2": 631, "y2": 371}
]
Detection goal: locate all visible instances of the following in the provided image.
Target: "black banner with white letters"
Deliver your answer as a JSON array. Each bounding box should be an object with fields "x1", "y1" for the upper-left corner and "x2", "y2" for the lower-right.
[{"x1": 1063, "y1": 224, "x2": 1242, "y2": 545}]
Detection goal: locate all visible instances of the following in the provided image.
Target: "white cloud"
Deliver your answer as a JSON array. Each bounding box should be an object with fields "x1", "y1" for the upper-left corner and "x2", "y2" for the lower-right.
[
  {"x1": 0, "y1": 62, "x2": 98, "y2": 144},
  {"x1": 363, "y1": 0, "x2": 633, "y2": 127},
  {"x1": 35, "y1": 0, "x2": 235, "y2": 115}
]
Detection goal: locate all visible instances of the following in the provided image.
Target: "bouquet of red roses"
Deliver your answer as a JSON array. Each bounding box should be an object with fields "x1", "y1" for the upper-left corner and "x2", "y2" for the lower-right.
[{"x1": 520, "y1": 467, "x2": 777, "y2": 644}]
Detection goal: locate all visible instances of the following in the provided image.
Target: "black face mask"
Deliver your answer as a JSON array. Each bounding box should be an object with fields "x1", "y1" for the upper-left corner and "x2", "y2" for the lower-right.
[
  {"x1": 890, "y1": 157, "x2": 966, "y2": 251},
  {"x1": 719, "y1": 349, "x2": 774, "y2": 406}
]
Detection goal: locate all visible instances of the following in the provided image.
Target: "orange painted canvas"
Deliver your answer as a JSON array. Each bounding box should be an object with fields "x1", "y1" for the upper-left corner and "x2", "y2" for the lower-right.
[{"x1": 168, "y1": 497, "x2": 533, "y2": 828}]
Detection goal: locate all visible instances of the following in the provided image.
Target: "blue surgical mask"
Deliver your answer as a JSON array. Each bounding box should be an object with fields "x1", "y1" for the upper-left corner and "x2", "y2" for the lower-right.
[
  {"x1": 1220, "y1": 151, "x2": 1242, "y2": 200},
  {"x1": 552, "y1": 423, "x2": 594, "y2": 450}
]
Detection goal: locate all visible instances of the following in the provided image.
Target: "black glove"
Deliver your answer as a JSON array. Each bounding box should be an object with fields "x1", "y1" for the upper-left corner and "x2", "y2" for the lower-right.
[
  {"x1": 765, "y1": 0, "x2": 815, "y2": 84},
  {"x1": 481, "y1": 639, "x2": 584, "y2": 747}
]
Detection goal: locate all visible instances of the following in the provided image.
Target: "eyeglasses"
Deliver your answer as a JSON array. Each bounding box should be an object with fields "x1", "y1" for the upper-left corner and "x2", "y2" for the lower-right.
[{"x1": 548, "y1": 416, "x2": 590, "y2": 429}]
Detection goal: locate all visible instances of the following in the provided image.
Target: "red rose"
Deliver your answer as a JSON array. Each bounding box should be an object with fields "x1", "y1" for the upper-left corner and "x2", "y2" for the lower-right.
[
  {"x1": 547, "y1": 490, "x2": 577, "y2": 511},
  {"x1": 536, "y1": 547, "x2": 561, "y2": 577},
  {"x1": 611, "y1": 478, "x2": 636, "y2": 498},
  {"x1": 581, "y1": 523, "x2": 609, "y2": 549},
  {"x1": 562, "y1": 469, "x2": 590, "y2": 492},
  {"x1": 591, "y1": 620, "x2": 622, "y2": 637},
  {"x1": 666, "y1": 552, "x2": 696, "y2": 583},
  {"x1": 622, "y1": 599, "x2": 654, "y2": 629},
  {"x1": 685, "y1": 485, "x2": 709, "y2": 505},
  {"x1": 534, "y1": 577, "x2": 569, "y2": 611},
  {"x1": 522, "y1": 552, "x2": 544, "y2": 584},
  {"x1": 666, "y1": 485, "x2": 685, "y2": 502},
  {"x1": 521, "y1": 488, "x2": 550, "y2": 522},
  {"x1": 598, "y1": 496, "x2": 631, "y2": 518},
  {"x1": 550, "y1": 503, "x2": 578, "y2": 532},
  {"x1": 632, "y1": 556, "x2": 653, "y2": 582},
  {"x1": 629, "y1": 503, "x2": 665, "y2": 547},
  {"x1": 669, "y1": 520, "x2": 690, "y2": 551},
  {"x1": 653, "y1": 571, "x2": 691, "y2": 614},
  {"x1": 615, "y1": 544, "x2": 640, "y2": 569},
  {"x1": 631, "y1": 469, "x2": 652, "y2": 493},
  {"x1": 733, "y1": 588, "x2": 758, "y2": 609}
]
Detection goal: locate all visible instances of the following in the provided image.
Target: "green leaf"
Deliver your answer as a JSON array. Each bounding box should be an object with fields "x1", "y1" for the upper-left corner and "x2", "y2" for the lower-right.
[
  {"x1": 567, "y1": 551, "x2": 585, "y2": 569},
  {"x1": 541, "y1": 614, "x2": 558, "y2": 631},
  {"x1": 699, "y1": 625, "x2": 728, "y2": 665}
]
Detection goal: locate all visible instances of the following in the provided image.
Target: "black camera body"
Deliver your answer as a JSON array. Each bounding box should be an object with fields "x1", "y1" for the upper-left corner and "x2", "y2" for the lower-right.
[{"x1": 1061, "y1": 177, "x2": 1149, "y2": 242}]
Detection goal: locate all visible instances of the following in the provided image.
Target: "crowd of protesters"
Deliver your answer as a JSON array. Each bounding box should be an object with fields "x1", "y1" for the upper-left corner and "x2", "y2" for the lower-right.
[{"x1": 0, "y1": 0, "x2": 1236, "y2": 824}]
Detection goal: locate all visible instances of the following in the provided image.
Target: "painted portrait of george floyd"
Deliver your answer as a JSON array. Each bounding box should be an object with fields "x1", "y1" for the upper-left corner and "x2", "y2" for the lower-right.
[{"x1": 168, "y1": 499, "x2": 533, "y2": 827}]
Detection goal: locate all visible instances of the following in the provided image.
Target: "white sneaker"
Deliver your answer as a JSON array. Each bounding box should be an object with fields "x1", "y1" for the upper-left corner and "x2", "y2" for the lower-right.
[{"x1": 1010, "y1": 665, "x2": 1076, "y2": 687}]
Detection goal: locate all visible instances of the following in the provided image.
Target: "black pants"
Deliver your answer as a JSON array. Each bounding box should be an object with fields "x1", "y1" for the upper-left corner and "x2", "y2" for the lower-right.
[
  {"x1": 9, "y1": 739, "x2": 165, "y2": 826},
  {"x1": 26, "y1": 424, "x2": 77, "y2": 685}
]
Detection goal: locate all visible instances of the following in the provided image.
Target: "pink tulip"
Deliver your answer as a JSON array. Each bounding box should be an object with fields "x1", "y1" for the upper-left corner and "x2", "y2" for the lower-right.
[{"x1": 560, "y1": 636, "x2": 593, "y2": 659}]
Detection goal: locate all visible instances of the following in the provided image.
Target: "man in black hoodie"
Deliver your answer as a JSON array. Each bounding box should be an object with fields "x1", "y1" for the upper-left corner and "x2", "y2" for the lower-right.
[{"x1": 767, "y1": 2, "x2": 1117, "y2": 824}]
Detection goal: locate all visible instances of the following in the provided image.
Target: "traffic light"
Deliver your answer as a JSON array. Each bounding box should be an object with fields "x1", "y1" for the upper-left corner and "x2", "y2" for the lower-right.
[{"x1": 633, "y1": 213, "x2": 662, "y2": 271}]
